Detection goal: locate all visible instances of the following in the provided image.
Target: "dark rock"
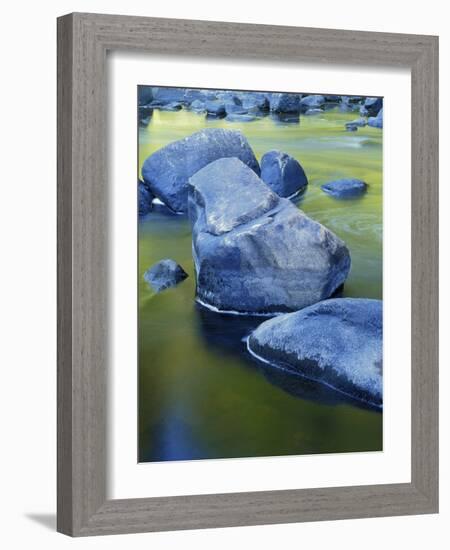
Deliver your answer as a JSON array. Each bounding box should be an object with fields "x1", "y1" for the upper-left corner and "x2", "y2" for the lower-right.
[
  {"x1": 138, "y1": 86, "x2": 153, "y2": 106},
  {"x1": 143, "y1": 259, "x2": 188, "y2": 293},
  {"x1": 205, "y1": 100, "x2": 226, "y2": 116},
  {"x1": 138, "y1": 180, "x2": 153, "y2": 217},
  {"x1": 151, "y1": 87, "x2": 186, "y2": 105},
  {"x1": 321, "y1": 178, "x2": 368, "y2": 199},
  {"x1": 368, "y1": 108, "x2": 383, "y2": 129},
  {"x1": 270, "y1": 112, "x2": 300, "y2": 124},
  {"x1": 142, "y1": 128, "x2": 260, "y2": 213},
  {"x1": 345, "y1": 124, "x2": 358, "y2": 132},
  {"x1": 360, "y1": 97, "x2": 383, "y2": 117},
  {"x1": 189, "y1": 157, "x2": 350, "y2": 314},
  {"x1": 270, "y1": 93, "x2": 301, "y2": 113},
  {"x1": 159, "y1": 101, "x2": 183, "y2": 111},
  {"x1": 260, "y1": 150, "x2": 308, "y2": 198},
  {"x1": 241, "y1": 93, "x2": 270, "y2": 112},
  {"x1": 247, "y1": 298, "x2": 383, "y2": 407}
]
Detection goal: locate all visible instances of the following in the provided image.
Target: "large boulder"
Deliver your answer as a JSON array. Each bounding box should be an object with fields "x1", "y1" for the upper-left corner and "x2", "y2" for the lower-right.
[
  {"x1": 143, "y1": 259, "x2": 188, "y2": 293},
  {"x1": 270, "y1": 93, "x2": 301, "y2": 113},
  {"x1": 188, "y1": 158, "x2": 351, "y2": 315},
  {"x1": 321, "y1": 178, "x2": 368, "y2": 199},
  {"x1": 141, "y1": 128, "x2": 260, "y2": 213},
  {"x1": 260, "y1": 150, "x2": 308, "y2": 198},
  {"x1": 247, "y1": 298, "x2": 383, "y2": 406}
]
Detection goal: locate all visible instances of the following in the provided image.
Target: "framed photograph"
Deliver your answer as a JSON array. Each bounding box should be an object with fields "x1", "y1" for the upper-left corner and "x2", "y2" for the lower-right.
[{"x1": 57, "y1": 13, "x2": 438, "y2": 536}]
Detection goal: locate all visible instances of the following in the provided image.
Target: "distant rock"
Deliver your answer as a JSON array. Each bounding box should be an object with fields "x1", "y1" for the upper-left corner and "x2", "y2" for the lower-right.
[
  {"x1": 141, "y1": 128, "x2": 260, "y2": 213},
  {"x1": 205, "y1": 100, "x2": 226, "y2": 117},
  {"x1": 224, "y1": 102, "x2": 248, "y2": 115},
  {"x1": 158, "y1": 101, "x2": 183, "y2": 111},
  {"x1": 151, "y1": 87, "x2": 186, "y2": 106},
  {"x1": 247, "y1": 298, "x2": 383, "y2": 407},
  {"x1": 138, "y1": 87, "x2": 153, "y2": 106},
  {"x1": 189, "y1": 157, "x2": 350, "y2": 314},
  {"x1": 183, "y1": 88, "x2": 216, "y2": 104},
  {"x1": 143, "y1": 259, "x2": 188, "y2": 293},
  {"x1": 360, "y1": 97, "x2": 383, "y2": 117},
  {"x1": 260, "y1": 150, "x2": 308, "y2": 198},
  {"x1": 270, "y1": 93, "x2": 301, "y2": 113},
  {"x1": 368, "y1": 108, "x2": 383, "y2": 129},
  {"x1": 299, "y1": 95, "x2": 325, "y2": 111},
  {"x1": 241, "y1": 92, "x2": 270, "y2": 112},
  {"x1": 189, "y1": 99, "x2": 206, "y2": 112},
  {"x1": 138, "y1": 180, "x2": 153, "y2": 217},
  {"x1": 345, "y1": 124, "x2": 358, "y2": 131},
  {"x1": 321, "y1": 178, "x2": 368, "y2": 199}
]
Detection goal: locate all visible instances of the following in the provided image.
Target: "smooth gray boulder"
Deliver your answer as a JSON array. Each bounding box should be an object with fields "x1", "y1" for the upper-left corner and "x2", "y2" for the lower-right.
[
  {"x1": 141, "y1": 128, "x2": 260, "y2": 213},
  {"x1": 260, "y1": 150, "x2": 308, "y2": 198},
  {"x1": 321, "y1": 178, "x2": 368, "y2": 199},
  {"x1": 143, "y1": 259, "x2": 188, "y2": 293},
  {"x1": 188, "y1": 158, "x2": 351, "y2": 315},
  {"x1": 345, "y1": 117, "x2": 366, "y2": 129},
  {"x1": 247, "y1": 298, "x2": 383, "y2": 407}
]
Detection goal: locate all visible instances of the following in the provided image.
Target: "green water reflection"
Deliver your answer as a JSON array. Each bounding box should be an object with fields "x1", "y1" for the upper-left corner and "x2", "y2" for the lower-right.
[{"x1": 138, "y1": 107, "x2": 382, "y2": 462}]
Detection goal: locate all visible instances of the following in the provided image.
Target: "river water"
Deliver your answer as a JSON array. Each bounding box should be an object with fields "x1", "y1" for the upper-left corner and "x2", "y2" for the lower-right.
[{"x1": 138, "y1": 107, "x2": 382, "y2": 462}]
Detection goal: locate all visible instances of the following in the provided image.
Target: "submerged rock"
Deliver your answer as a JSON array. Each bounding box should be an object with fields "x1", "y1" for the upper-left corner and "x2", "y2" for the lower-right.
[
  {"x1": 247, "y1": 298, "x2": 383, "y2": 407},
  {"x1": 143, "y1": 259, "x2": 188, "y2": 293},
  {"x1": 189, "y1": 158, "x2": 350, "y2": 315},
  {"x1": 321, "y1": 178, "x2": 368, "y2": 199},
  {"x1": 141, "y1": 128, "x2": 260, "y2": 213},
  {"x1": 347, "y1": 117, "x2": 367, "y2": 127},
  {"x1": 345, "y1": 124, "x2": 358, "y2": 132},
  {"x1": 304, "y1": 108, "x2": 323, "y2": 116},
  {"x1": 260, "y1": 150, "x2": 308, "y2": 198},
  {"x1": 225, "y1": 113, "x2": 257, "y2": 122},
  {"x1": 138, "y1": 180, "x2": 153, "y2": 217}
]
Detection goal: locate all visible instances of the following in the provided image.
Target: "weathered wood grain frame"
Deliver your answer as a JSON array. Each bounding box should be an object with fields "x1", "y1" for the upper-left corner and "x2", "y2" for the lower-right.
[{"x1": 57, "y1": 12, "x2": 439, "y2": 536}]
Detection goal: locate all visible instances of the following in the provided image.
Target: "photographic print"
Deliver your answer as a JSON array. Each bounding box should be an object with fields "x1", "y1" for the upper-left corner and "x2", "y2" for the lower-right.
[{"x1": 138, "y1": 86, "x2": 383, "y2": 463}]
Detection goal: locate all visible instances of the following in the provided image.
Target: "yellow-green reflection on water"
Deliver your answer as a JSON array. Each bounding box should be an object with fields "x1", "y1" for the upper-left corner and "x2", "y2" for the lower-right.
[{"x1": 138, "y1": 108, "x2": 382, "y2": 462}]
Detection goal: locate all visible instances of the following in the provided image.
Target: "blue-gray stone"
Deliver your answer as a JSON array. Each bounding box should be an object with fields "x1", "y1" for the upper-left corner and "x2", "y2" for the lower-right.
[
  {"x1": 158, "y1": 101, "x2": 183, "y2": 111},
  {"x1": 345, "y1": 124, "x2": 358, "y2": 132},
  {"x1": 270, "y1": 93, "x2": 301, "y2": 113},
  {"x1": 189, "y1": 99, "x2": 206, "y2": 112},
  {"x1": 260, "y1": 150, "x2": 308, "y2": 198},
  {"x1": 138, "y1": 87, "x2": 153, "y2": 106},
  {"x1": 151, "y1": 87, "x2": 186, "y2": 105},
  {"x1": 241, "y1": 93, "x2": 269, "y2": 112},
  {"x1": 247, "y1": 298, "x2": 383, "y2": 407},
  {"x1": 142, "y1": 128, "x2": 260, "y2": 213},
  {"x1": 183, "y1": 88, "x2": 216, "y2": 103},
  {"x1": 224, "y1": 102, "x2": 248, "y2": 115},
  {"x1": 205, "y1": 100, "x2": 226, "y2": 116},
  {"x1": 360, "y1": 97, "x2": 382, "y2": 117},
  {"x1": 188, "y1": 158, "x2": 351, "y2": 314},
  {"x1": 321, "y1": 178, "x2": 368, "y2": 199},
  {"x1": 299, "y1": 95, "x2": 325, "y2": 110},
  {"x1": 143, "y1": 259, "x2": 188, "y2": 293},
  {"x1": 368, "y1": 108, "x2": 383, "y2": 129},
  {"x1": 138, "y1": 180, "x2": 153, "y2": 217},
  {"x1": 225, "y1": 113, "x2": 257, "y2": 122},
  {"x1": 345, "y1": 117, "x2": 366, "y2": 129}
]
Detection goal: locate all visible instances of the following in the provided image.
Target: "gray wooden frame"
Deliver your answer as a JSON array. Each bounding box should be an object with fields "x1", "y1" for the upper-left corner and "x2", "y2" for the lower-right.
[{"x1": 57, "y1": 12, "x2": 439, "y2": 537}]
